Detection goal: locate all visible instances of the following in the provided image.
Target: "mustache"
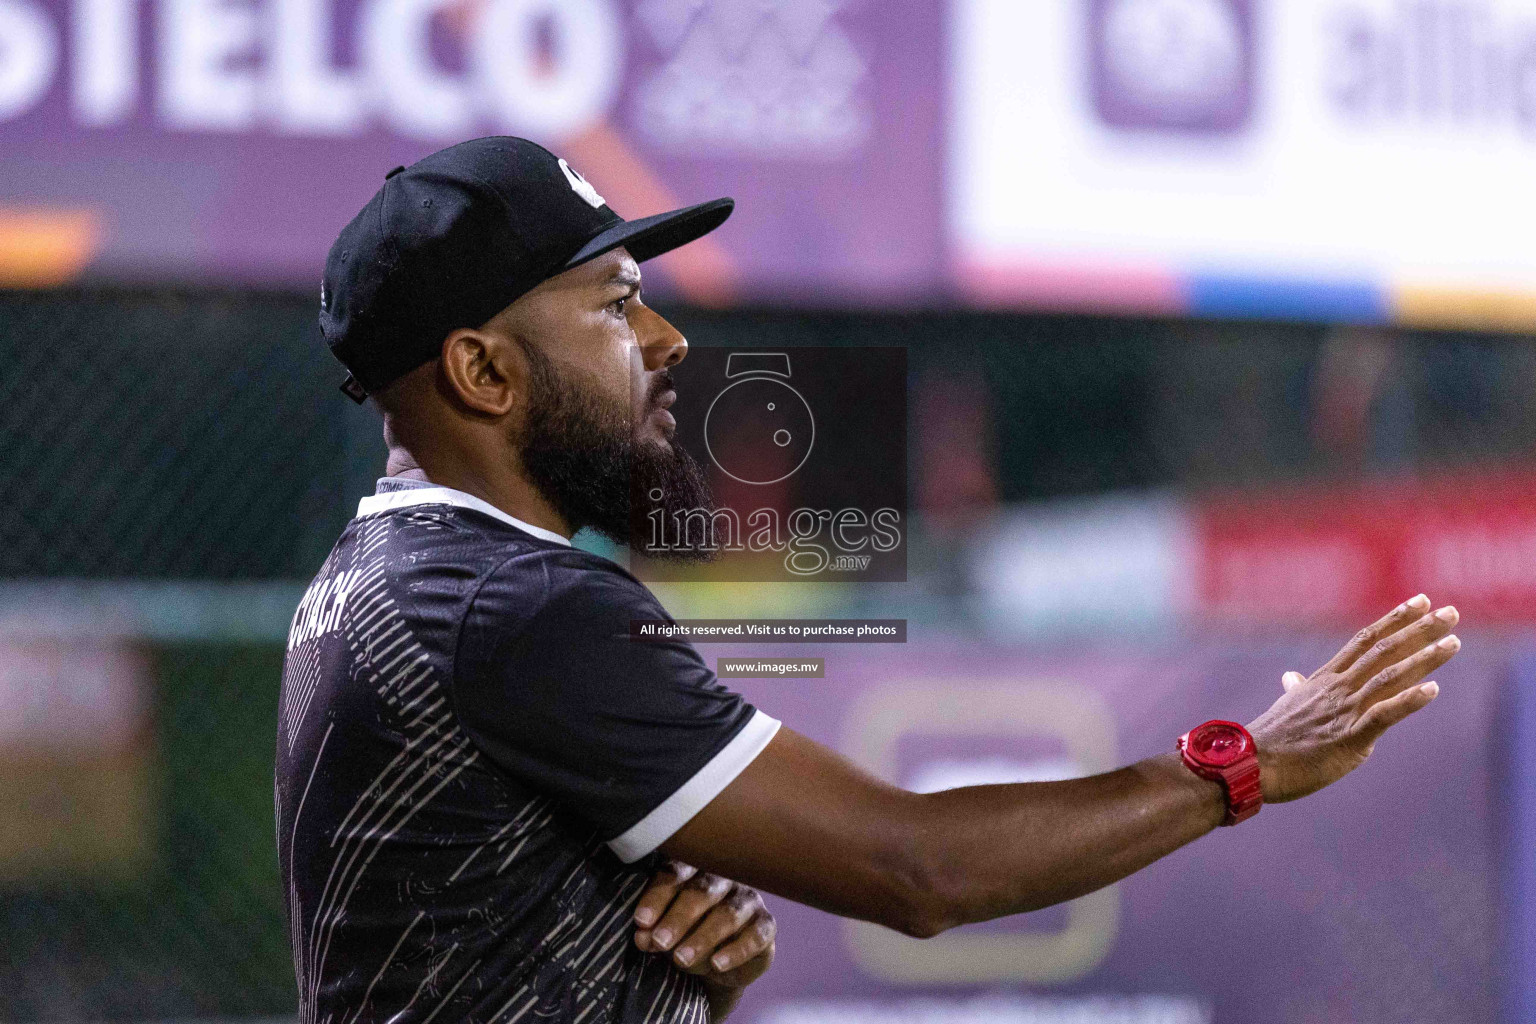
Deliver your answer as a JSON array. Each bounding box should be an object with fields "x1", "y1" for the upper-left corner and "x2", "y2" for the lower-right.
[{"x1": 646, "y1": 370, "x2": 676, "y2": 411}]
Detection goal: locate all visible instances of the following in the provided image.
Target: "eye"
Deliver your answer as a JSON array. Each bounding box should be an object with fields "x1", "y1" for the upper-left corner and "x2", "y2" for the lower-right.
[{"x1": 610, "y1": 296, "x2": 628, "y2": 317}]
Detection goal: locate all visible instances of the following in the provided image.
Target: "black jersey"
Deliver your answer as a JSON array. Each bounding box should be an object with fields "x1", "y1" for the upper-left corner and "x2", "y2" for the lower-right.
[{"x1": 275, "y1": 478, "x2": 779, "y2": 1024}]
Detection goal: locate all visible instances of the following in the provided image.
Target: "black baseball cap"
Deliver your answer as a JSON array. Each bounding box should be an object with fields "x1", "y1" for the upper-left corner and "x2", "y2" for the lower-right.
[{"x1": 319, "y1": 136, "x2": 734, "y2": 402}]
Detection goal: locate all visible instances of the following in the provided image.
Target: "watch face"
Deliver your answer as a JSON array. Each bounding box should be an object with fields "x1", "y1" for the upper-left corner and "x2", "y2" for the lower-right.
[{"x1": 1187, "y1": 721, "x2": 1251, "y2": 767}]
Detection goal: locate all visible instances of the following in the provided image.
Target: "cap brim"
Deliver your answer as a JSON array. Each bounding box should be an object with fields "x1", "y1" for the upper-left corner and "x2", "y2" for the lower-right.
[{"x1": 564, "y1": 197, "x2": 734, "y2": 269}]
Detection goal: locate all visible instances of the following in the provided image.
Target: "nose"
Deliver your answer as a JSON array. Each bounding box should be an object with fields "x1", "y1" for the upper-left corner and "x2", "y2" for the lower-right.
[{"x1": 636, "y1": 304, "x2": 688, "y2": 371}]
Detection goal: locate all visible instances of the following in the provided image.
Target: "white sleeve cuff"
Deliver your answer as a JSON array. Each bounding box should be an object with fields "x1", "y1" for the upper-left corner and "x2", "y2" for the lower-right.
[{"x1": 607, "y1": 710, "x2": 781, "y2": 864}]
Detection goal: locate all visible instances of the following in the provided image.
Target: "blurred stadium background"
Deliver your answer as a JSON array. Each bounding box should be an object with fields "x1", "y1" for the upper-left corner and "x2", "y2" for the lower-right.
[{"x1": 4, "y1": 0, "x2": 1536, "y2": 1022}]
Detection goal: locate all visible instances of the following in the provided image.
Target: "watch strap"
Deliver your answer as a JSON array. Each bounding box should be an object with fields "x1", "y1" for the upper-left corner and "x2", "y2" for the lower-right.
[{"x1": 1218, "y1": 759, "x2": 1263, "y2": 825}]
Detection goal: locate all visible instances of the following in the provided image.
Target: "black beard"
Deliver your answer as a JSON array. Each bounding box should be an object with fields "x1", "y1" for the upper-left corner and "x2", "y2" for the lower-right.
[{"x1": 517, "y1": 343, "x2": 717, "y2": 561}]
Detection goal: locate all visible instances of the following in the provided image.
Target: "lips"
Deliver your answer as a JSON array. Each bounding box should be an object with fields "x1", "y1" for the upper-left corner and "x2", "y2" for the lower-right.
[{"x1": 648, "y1": 389, "x2": 678, "y2": 435}]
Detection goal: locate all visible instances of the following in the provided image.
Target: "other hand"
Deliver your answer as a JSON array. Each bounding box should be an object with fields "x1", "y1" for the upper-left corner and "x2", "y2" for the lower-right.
[{"x1": 633, "y1": 860, "x2": 776, "y2": 990}]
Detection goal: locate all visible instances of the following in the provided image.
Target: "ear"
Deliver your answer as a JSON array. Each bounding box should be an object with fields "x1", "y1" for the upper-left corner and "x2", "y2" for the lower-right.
[{"x1": 438, "y1": 327, "x2": 525, "y2": 417}]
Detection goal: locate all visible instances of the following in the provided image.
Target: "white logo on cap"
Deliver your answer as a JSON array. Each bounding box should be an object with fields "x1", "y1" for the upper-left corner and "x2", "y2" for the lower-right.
[{"x1": 559, "y1": 159, "x2": 606, "y2": 209}]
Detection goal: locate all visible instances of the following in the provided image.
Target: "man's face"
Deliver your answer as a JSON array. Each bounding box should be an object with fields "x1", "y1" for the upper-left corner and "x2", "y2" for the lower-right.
[{"x1": 491, "y1": 247, "x2": 716, "y2": 557}]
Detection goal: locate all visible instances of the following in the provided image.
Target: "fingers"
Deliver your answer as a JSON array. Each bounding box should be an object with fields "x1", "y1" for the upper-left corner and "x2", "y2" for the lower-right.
[
  {"x1": 1352, "y1": 679, "x2": 1440, "y2": 747},
  {"x1": 1346, "y1": 605, "x2": 1458, "y2": 684},
  {"x1": 703, "y1": 909, "x2": 776, "y2": 975},
  {"x1": 668, "y1": 887, "x2": 769, "y2": 973},
  {"x1": 1282, "y1": 671, "x2": 1306, "y2": 692},
  {"x1": 1356, "y1": 632, "x2": 1460, "y2": 706},
  {"x1": 633, "y1": 868, "x2": 775, "y2": 980},
  {"x1": 639, "y1": 870, "x2": 731, "y2": 956},
  {"x1": 1322, "y1": 594, "x2": 1430, "y2": 675},
  {"x1": 633, "y1": 860, "x2": 697, "y2": 944}
]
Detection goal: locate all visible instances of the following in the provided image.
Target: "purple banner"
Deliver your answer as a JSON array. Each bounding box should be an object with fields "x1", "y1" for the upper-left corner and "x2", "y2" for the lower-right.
[
  {"x1": 0, "y1": 0, "x2": 943, "y2": 298},
  {"x1": 718, "y1": 637, "x2": 1504, "y2": 1024},
  {"x1": 1507, "y1": 647, "x2": 1536, "y2": 1024}
]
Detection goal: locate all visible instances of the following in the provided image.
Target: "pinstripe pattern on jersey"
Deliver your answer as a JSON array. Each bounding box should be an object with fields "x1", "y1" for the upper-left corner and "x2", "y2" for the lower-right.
[{"x1": 279, "y1": 508, "x2": 710, "y2": 1024}]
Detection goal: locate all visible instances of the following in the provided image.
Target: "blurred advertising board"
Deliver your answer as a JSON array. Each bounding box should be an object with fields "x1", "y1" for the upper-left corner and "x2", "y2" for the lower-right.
[
  {"x1": 0, "y1": 0, "x2": 943, "y2": 301},
  {"x1": 951, "y1": 0, "x2": 1536, "y2": 329},
  {"x1": 0, "y1": 634, "x2": 156, "y2": 879},
  {"x1": 1194, "y1": 470, "x2": 1536, "y2": 621},
  {"x1": 10, "y1": 0, "x2": 1534, "y2": 324},
  {"x1": 725, "y1": 638, "x2": 1504, "y2": 1024},
  {"x1": 972, "y1": 471, "x2": 1536, "y2": 630}
]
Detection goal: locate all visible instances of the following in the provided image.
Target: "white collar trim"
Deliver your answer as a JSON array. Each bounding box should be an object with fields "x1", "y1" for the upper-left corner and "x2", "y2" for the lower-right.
[{"x1": 356, "y1": 485, "x2": 572, "y2": 546}]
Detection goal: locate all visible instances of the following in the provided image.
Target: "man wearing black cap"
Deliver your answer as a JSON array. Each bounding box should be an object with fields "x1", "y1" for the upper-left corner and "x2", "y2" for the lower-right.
[{"x1": 276, "y1": 137, "x2": 1460, "y2": 1024}]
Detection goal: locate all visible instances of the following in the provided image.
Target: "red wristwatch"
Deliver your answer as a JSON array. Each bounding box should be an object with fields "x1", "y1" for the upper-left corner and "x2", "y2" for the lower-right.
[{"x1": 1177, "y1": 720, "x2": 1262, "y2": 826}]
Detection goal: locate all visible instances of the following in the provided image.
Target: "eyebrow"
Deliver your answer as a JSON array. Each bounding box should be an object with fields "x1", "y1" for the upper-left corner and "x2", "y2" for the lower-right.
[{"x1": 609, "y1": 266, "x2": 642, "y2": 292}]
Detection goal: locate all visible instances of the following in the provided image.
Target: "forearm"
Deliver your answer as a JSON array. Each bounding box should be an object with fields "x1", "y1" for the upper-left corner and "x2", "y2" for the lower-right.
[
  {"x1": 668, "y1": 729, "x2": 1227, "y2": 939},
  {"x1": 901, "y1": 752, "x2": 1225, "y2": 934}
]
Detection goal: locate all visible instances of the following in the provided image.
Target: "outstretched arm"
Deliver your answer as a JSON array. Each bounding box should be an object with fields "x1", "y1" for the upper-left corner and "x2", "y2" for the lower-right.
[{"x1": 661, "y1": 596, "x2": 1458, "y2": 938}]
